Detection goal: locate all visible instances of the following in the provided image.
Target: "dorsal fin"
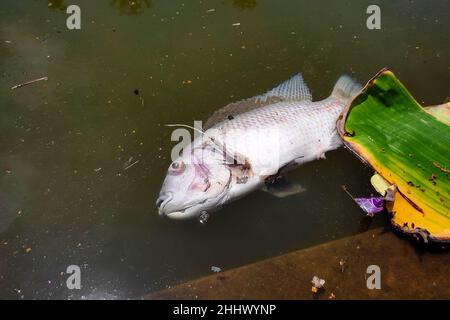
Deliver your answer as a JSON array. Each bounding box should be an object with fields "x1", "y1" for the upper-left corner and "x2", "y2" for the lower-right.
[
  {"x1": 258, "y1": 73, "x2": 312, "y2": 103},
  {"x1": 205, "y1": 73, "x2": 312, "y2": 129}
]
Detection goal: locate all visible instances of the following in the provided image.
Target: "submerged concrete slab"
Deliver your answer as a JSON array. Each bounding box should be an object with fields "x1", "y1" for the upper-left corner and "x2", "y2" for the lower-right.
[{"x1": 146, "y1": 229, "x2": 450, "y2": 299}]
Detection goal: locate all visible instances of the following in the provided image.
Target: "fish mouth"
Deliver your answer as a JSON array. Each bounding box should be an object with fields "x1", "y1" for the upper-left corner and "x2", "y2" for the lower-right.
[
  {"x1": 165, "y1": 209, "x2": 197, "y2": 220},
  {"x1": 157, "y1": 169, "x2": 232, "y2": 220},
  {"x1": 156, "y1": 192, "x2": 173, "y2": 216},
  {"x1": 163, "y1": 199, "x2": 208, "y2": 220}
]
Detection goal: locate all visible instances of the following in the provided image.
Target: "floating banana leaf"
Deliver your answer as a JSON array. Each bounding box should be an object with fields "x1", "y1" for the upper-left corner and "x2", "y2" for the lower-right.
[{"x1": 337, "y1": 68, "x2": 450, "y2": 243}]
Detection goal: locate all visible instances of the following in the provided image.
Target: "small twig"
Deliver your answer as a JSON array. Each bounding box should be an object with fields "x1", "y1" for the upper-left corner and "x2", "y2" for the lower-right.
[
  {"x1": 124, "y1": 160, "x2": 139, "y2": 170},
  {"x1": 11, "y1": 76, "x2": 48, "y2": 90},
  {"x1": 341, "y1": 185, "x2": 356, "y2": 199}
]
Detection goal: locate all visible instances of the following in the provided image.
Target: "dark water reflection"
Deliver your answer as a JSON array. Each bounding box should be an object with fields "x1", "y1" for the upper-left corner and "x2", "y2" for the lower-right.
[
  {"x1": 111, "y1": 0, "x2": 152, "y2": 15},
  {"x1": 231, "y1": 0, "x2": 258, "y2": 10},
  {"x1": 45, "y1": 0, "x2": 67, "y2": 11},
  {"x1": 42, "y1": 0, "x2": 153, "y2": 15}
]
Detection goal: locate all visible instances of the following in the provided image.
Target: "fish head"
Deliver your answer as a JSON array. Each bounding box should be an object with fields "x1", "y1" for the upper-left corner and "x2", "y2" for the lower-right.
[{"x1": 156, "y1": 142, "x2": 232, "y2": 220}]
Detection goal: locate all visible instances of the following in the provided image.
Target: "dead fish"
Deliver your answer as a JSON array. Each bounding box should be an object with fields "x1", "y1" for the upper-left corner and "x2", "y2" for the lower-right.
[{"x1": 156, "y1": 73, "x2": 361, "y2": 219}]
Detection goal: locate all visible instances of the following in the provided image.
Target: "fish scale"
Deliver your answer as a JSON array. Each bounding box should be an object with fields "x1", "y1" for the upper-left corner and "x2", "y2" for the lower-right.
[{"x1": 208, "y1": 98, "x2": 347, "y2": 176}]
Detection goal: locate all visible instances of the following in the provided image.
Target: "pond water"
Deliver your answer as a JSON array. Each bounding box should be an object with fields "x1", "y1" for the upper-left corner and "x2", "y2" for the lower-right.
[{"x1": 0, "y1": 0, "x2": 448, "y2": 299}]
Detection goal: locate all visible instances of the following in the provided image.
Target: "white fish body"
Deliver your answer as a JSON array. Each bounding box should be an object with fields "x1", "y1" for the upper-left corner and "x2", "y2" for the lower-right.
[
  {"x1": 209, "y1": 97, "x2": 344, "y2": 175},
  {"x1": 157, "y1": 74, "x2": 361, "y2": 219}
]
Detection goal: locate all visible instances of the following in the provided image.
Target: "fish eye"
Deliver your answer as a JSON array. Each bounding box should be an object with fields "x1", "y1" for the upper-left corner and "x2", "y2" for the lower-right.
[{"x1": 169, "y1": 161, "x2": 185, "y2": 175}]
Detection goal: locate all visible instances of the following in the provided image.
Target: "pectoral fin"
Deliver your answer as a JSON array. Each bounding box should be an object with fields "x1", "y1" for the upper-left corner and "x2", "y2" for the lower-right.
[{"x1": 263, "y1": 175, "x2": 307, "y2": 198}]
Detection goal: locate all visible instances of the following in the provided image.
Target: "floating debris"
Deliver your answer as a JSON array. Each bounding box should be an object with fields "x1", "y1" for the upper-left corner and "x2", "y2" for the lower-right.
[
  {"x1": 370, "y1": 173, "x2": 390, "y2": 196},
  {"x1": 124, "y1": 160, "x2": 139, "y2": 170},
  {"x1": 341, "y1": 185, "x2": 384, "y2": 216},
  {"x1": 123, "y1": 156, "x2": 139, "y2": 170},
  {"x1": 354, "y1": 197, "x2": 384, "y2": 215},
  {"x1": 311, "y1": 276, "x2": 325, "y2": 293},
  {"x1": 339, "y1": 259, "x2": 346, "y2": 273},
  {"x1": 199, "y1": 211, "x2": 210, "y2": 224},
  {"x1": 11, "y1": 76, "x2": 48, "y2": 90},
  {"x1": 232, "y1": 22, "x2": 241, "y2": 27},
  {"x1": 211, "y1": 266, "x2": 222, "y2": 273},
  {"x1": 133, "y1": 89, "x2": 145, "y2": 106}
]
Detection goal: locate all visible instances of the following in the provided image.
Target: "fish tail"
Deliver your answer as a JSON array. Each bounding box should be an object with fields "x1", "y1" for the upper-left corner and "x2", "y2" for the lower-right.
[{"x1": 330, "y1": 75, "x2": 362, "y2": 101}]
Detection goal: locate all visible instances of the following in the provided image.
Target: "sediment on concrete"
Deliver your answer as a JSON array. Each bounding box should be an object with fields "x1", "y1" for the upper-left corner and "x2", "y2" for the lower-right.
[{"x1": 146, "y1": 228, "x2": 450, "y2": 299}]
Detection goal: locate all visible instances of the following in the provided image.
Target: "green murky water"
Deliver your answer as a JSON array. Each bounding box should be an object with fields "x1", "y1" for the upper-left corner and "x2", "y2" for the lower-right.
[{"x1": 0, "y1": 0, "x2": 448, "y2": 299}]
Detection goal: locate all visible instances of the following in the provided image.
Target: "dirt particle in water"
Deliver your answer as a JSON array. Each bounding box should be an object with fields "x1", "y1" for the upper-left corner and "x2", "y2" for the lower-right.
[
  {"x1": 134, "y1": 89, "x2": 140, "y2": 95},
  {"x1": 311, "y1": 276, "x2": 325, "y2": 296},
  {"x1": 339, "y1": 259, "x2": 346, "y2": 273},
  {"x1": 211, "y1": 266, "x2": 222, "y2": 273},
  {"x1": 217, "y1": 275, "x2": 227, "y2": 281}
]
